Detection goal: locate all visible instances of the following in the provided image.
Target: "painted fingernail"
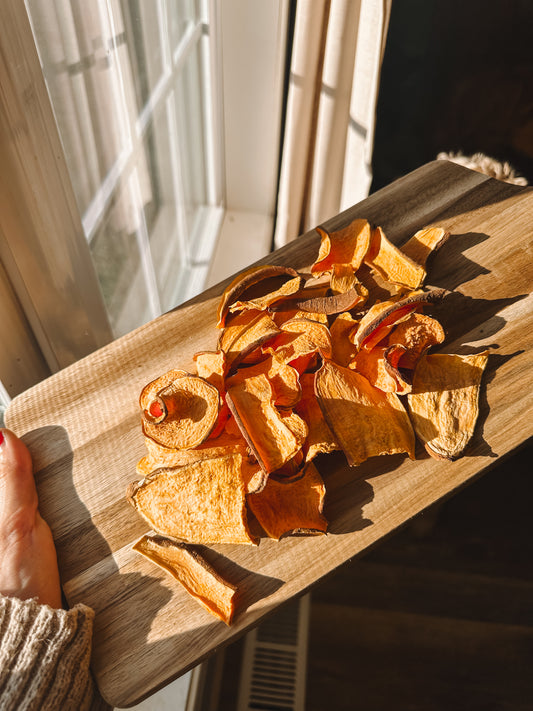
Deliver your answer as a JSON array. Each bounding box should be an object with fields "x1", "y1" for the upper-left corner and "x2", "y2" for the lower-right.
[{"x1": 0, "y1": 431, "x2": 4, "y2": 447}]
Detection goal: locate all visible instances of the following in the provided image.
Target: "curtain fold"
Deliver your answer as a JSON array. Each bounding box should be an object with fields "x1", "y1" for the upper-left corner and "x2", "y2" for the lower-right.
[{"x1": 274, "y1": 0, "x2": 391, "y2": 248}]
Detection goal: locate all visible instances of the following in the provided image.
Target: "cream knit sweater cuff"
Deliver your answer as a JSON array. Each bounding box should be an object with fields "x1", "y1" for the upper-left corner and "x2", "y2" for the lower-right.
[{"x1": 0, "y1": 595, "x2": 111, "y2": 711}]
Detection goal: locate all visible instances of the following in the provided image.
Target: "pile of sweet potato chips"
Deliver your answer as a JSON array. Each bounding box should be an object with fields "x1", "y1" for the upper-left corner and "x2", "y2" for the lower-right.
[{"x1": 127, "y1": 218, "x2": 489, "y2": 624}]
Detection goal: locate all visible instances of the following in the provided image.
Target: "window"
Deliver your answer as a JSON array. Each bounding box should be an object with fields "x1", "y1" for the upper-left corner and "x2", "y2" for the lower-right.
[{"x1": 27, "y1": 0, "x2": 224, "y2": 338}]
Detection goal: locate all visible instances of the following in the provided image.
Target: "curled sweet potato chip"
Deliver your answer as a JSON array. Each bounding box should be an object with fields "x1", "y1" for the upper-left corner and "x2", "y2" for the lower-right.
[
  {"x1": 311, "y1": 218, "x2": 371, "y2": 274},
  {"x1": 295, "y1": 373, "x2": 338, "y2": 461},
  {"x1": 364, "y1": 225, "x2": 426, "y2": 289},
  {"x1": 230, "y1": 355, "x2": 301, "y2": 409},
  {"x1": 401, "y1": 227, "x2": 449, "y2": 267},
  {"x1": 221, "y1": 311, "x2": 280, "y2": 371},
  {"x1": 229, "y1": 275, "x2": 303, "y2": 315},
  {"x1": 193, "y1": 350, "x2": 226, "y2": 392},
  {"x1": 330, "y1": 263, "x2": 357, "y2": 294},
  {"x1": 133, "y1": 535, "x2": 238, "y2": 625},
  {"x1": 247, "y1": 462, "x2": 327, "y2": 540},
  {"x1": 315, "y1": 360, "x2": 415, "y2": 466},
  {"x1": 352, "y1": 289, "x2": 446, "y2": 352},
  {"x1": 330, "y1": 312, "x2": 359, "y2": 367},
  {"x1": 407, "y1": 352, "x2": 489, "y2": 460},
  {"x1": 271, "y1": 307, "x2": 329, "y2": 327},
  {"x1": 350, "y1": 344, "x2": 411, "y2": 394},
  {"x1": 140, "y1": 430, "x2": 250, "y2": 472},
  {"x1": 141, "y1": 371, "x2": 220, "y2": 450},
  {"x1": 386, "y1": 312, "x2": 445, "y2": 369},
  {"x1": 226, "y1": 370, "x2": 301, "y2": 474},
  {"x1": 127, "y1": 453, "x2": 258, "y2": 545},
  {"x1": 265, "y1": 318, "x2": 332, "y2": 364},
  {"x1": 217, "y1": 265, "x2": 299, "y2": 327}
]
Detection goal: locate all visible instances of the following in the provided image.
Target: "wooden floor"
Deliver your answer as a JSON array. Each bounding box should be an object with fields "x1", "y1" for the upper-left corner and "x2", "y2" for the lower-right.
[{"x1": 213, "y1": 442, "x2": 533, "y2": 710}]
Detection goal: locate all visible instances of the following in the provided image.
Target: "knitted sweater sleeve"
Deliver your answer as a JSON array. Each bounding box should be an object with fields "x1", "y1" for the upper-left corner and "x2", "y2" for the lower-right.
[{"x1": 0, "y1": 595, "x2": 112, "y2": 711}]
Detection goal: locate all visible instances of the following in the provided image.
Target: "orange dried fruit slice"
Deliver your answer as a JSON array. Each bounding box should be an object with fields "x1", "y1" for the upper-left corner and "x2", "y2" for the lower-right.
[
  {"x1": 295, "y1": 373, "x2": 338, "y2": 461},
  {"x1": 141, "y1": 371, "x2": 220, "y2": 450},
  {"x1": 230, "y1": 355, "x2": 301, "y2": 409},
  {"x1": 139, "y1": 430, "x2": 250, "y2": 473},
  {"x1": 330, "y1": 263, "x2": 357, "y2": 294},
  {"x1": 350, "y1": 343, "x2": 411, "y2": 394},
  {"x1": 127, "y1": 453, "x2": 258, "y2": 545},
  {"x1": 352, "y1": 289, "x2": 446, "y2": 352},
  {"x1": 386, "y1": 312, "x2": 445, "y2": 369},
  {"x1": 133, "y1": 535, "x2": 238, "y2": 625},
  {"x1": 271, "y1": 307, "x2": 329, "y2": 327},
  {"x1": 330, "y1": 312, "x2": 359, "y2": 367},
  {"x1": 364, "y1": 225, "x2": 426, "y2": 289},
  {"x1": 219, "y1": 310, "x2": 280, "y2": 370},
  {"x1": 229, "y1": 275, "x2": 303, "y2": 315},
  {"x1": 193, "y1": 350, "x2": 226, "y2": 392},
  {"x1": 217, "y1": 265, "x2": 300, "y2": 327},
  {"x1": 407, "y1": 351, "x2": 489, "y2": 460},
  {"x1": 279, "y1": 409, "x2": 309, "y2": 448},
  {"x1": 315, "y1": 360, "x2": 415, "y2": 466},
  {"x1": 225, "y1": 370, "x2": 302, "y2": 474},
  {"x1": 247, "y1": 461, "x2": 327, "y2": 540},
  {"x1": 265, "y1": 318, "x2": 332, "y2": 364},
  {"x1": 401, "y1": 227, "x2": 450, "y2": 267},
  {"x1": 311, "y1": 218, "x2": 371, "y2": 274}
]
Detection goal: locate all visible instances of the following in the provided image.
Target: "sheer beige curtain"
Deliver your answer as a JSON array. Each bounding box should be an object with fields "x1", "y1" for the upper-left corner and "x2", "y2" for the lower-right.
[{"x1": 274, "y1": 0, "x2": 391, "y2": 247}]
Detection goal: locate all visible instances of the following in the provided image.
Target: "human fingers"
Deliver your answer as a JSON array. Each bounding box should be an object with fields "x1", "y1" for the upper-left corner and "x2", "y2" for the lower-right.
[{"x1": 0, "y1": 428, "x2": 38, "y2": 529}]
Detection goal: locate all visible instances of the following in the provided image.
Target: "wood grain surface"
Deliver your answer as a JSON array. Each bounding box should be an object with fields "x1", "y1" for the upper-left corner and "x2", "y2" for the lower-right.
[{"x1": 5, "y1": 160, "x2": 533, "y2": 708}]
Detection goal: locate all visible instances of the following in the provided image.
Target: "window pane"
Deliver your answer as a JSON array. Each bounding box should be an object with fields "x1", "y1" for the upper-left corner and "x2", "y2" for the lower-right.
[
  {"x1": 174, "y1": 40, "x2": 208, "y2": 238},
  {"x1": 144, "y1": 106, "x2": 185, "y2": 314},
  {"x1": 167, "y1": 0, "x2": 200, "y2": 50},
  {"x1": 123, "y1": 0, "x2": 165, "y2": 111},
  {"x1": 27, "y1": 0, "x2": 223, "y2": 339},
  {"x1": 89, "y1": 176, "x2": 153, "y2": 337}
]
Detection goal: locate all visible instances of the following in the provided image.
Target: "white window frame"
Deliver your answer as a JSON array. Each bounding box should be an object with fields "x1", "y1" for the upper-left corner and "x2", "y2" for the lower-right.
[{"x1": 0, "y1": 0, "x2": 289, "y2": 403}]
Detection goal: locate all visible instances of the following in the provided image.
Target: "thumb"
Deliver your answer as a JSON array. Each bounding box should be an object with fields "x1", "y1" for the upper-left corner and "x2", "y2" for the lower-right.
[{"x1": 0, "y1": 428, "x2": 38, "y2": 525}]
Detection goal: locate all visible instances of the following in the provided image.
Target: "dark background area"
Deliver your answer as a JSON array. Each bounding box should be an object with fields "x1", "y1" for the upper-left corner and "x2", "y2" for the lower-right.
[{"x1": 371, "y1": 0, "x2": 533, "y2": 190}]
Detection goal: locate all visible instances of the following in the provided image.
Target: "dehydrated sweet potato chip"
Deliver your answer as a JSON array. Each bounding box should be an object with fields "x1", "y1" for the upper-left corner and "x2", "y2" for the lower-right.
[
  {"x1": 217, "y1": 265, "x2": 300, "y2": 327},
  {"x1": 350, "y1": 344, "x2": 411, "y2": 394},
  {"x1": 330, "y1": 263, "x2": 356, "y2": 294},
  {"x1": 247, "y1": 461, "x2": 327, "y2": 540},
  {"x1": 133, "y1": 535, "x2": 238, "y2": 625},
  {"x1": 364, "y1": 225, "x2": 426, "y2": 289},
  {"x1": 401, "y1": 227, "x2": 449, "y2": 267},
  {"x1": 352, "y1": 289, "x2": 446, "y2": 352},
  {"x1": 193, "y1": 350, "x2": 226, "y2": 392},
  {"x1": 330, "y1": 312, "x2": 359, "y2": 367},
  {"x1": 265, "y1": 318, "x2": 332, "y2": 364},
  {"x1": 221, "y1": 311, "x2": 280, "y2": 370},
  {"x1": 407, "y1": 352, "x2": 489, "y2": 460},
  {"x1": 295, "y1": 373, "x2": 338, "y2": 461},
  {"x1": 231, "y1": 355, "x2": 301, "y2": 409},
  {"x1": 271, "y1": 308, "x2": 329, "y2": 327},
  {"x1": 140, "y1": 430, "x2": 250, "y2": 472},
  {"x1": 315, "y1": 360, "x2": 415, "y2": 466},
  {"x1": 279, "y1": 409, "x2": 308, "y2": 448},
  {"x1": 229, "y1": 275, "x2": 303, "y2": 315},
  {"x1": 386, "y1": 312, "x2": 445, "y2": 369},
  {"x1": 141, "y1": 371, "x2": 220, "y2": 450},
  {"x1": 226, "y1": 370, "x2": 301, "y2": 473},
  {"x1": 311, "y1": 218, "x2": 371, "y2": 274},
  {"x1": 127, "y1": 453, "x2": 258, "y2": 545}
]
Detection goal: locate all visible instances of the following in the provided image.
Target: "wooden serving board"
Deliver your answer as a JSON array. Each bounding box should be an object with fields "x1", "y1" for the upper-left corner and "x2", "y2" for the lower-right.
[{"x1": 6, "y1": 161, "x2": 533, "y2": 708}]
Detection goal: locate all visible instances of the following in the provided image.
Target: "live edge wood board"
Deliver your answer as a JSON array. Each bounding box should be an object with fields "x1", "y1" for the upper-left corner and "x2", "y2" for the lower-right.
[{"x1": 6, "y1": 161, "x2": 533, "y2": 708}]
